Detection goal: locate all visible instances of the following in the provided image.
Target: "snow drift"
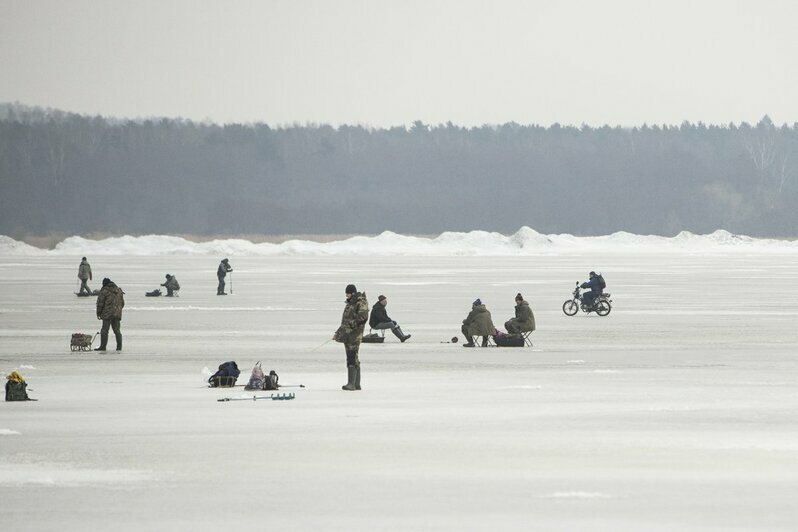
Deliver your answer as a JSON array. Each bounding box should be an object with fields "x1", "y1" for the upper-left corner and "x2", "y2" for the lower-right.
[{"x1": 1, "y1": 228, "x2": 796, "y2": 256}]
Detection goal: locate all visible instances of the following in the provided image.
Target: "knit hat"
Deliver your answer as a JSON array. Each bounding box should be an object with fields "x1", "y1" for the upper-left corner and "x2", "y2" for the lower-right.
[
  {"x1": 473, "y1": 298, "x2": 481, "y2": 306},
  {"x1": 102, "y1": 278, "x2": 111, "y2": 286},
  {"x1": 222, "y1": 258, "x2": 229, "y2": 263},
  {"x1": 378, "y1": 295, "x2": 386, "y2": 302},
  {"x1": 515, "y1": 293, "x2": 523, "y2": 301},
  {"x1": 345, "y1": 284, "x2": 357, "y2": 294}
]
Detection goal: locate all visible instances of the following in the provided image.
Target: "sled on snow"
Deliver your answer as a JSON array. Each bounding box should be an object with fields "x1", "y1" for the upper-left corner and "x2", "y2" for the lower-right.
[
  {"x1": 75, "y1": 290, "x2": 100, "y2": 297},
  {"x1": 70, "y1": 332, "x2": 98, "y2": 351}
]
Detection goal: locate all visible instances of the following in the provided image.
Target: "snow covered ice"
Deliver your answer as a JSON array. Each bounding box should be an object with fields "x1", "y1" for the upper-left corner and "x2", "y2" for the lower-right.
[{"x1": 1, "y1": 230, "x2": 798, "y2": 531}]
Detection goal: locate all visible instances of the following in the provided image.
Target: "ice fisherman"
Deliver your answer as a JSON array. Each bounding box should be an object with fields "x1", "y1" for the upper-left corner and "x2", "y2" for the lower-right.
[
  {"x1": 580, "y1": 271, "x2": 605, "y2": 309},
  {"x1": 504, "y1": 293, "x2": 536, "y2": 335},
  {"x1": 95, "y1": 277, "x2": 125, "y2": 351},
  {"x1": 369, "y1": 294, "x2": 411, "y2": 342},
  {"x1": 333, "y1": 284, "x2": 369, "y2": 391},
  {"x1": 461, "y1": 298, "x2": 496, "y2": 347},
  {"x1": 217, "y1": 258, "x2": 233, "y2": 295},
  {"x1": 78, "y1": 257, "x2": 93, "y2": 295},
  {"x1": 161, "y1": 274, "x2": 180, "y2": 297}
]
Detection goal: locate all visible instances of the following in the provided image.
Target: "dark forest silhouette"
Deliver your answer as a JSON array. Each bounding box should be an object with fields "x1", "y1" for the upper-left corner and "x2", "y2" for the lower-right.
[{"x1": 1, "y1": 103, "x2": 796, "y2": 238}]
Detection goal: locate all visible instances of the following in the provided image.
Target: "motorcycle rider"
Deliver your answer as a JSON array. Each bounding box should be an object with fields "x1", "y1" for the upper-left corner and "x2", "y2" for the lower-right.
[{"x1": 580, "y1": 271, "x2": 605, "y2": 309}]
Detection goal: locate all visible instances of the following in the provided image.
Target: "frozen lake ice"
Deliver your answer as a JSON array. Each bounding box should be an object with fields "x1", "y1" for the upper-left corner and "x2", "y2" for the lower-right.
[{"x1": 1, "y1": 245, "x2": 798, "y2": 530}]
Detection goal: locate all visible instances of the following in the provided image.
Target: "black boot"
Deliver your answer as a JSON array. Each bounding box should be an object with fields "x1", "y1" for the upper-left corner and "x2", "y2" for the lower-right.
[
  {"x1": 342, "y1": 366, "x2": 358, "y2": 391},
  {"x1": 95, "y1": 333, "x2": 108, "y2": 351},
  {"x1": 394, "y1": 326, "x2": 411, "y2": 342},
  {"x1": 354, "y1": 366, "x2": 361, "y2": 390},
  {"x1": 482, "y1": 336, "x2": 489, "y2": 347},
  {"x1": 115, "y1": 333, "x2": 122, "y2": 351},
  {"x1": 463, "y1": 336, "x2": 475, "y2": 347}
]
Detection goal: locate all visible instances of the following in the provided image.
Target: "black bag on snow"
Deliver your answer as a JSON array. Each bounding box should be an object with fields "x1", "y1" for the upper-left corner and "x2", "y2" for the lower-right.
[
  {"x1": 5, "y1": 380, "x2": 29, "y2": 401},
  {"x1": 494, "y1": 334, "x2": 524, "y2": 347},
  {"x1": 263, "y1": 370, "x2": 279, "y2": 391},
  {"x1": 208, "y1": 361, "x2": 240, "y2": 387},
  {"x1": 597, "y1": 274, "x2": 606, "y2": 290}
]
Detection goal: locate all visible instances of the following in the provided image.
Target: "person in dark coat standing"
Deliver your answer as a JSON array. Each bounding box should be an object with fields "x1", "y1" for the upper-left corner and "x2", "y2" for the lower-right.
[
  {"x1": 77, "y1": 257, "x2": 93, "y2": 295},
  {"x1": 369, "y1": 295, "x2": 411, "y2": 342},
  {"x1": 217, "y1": 258, "x2": 233, "y2": 295},
  {"x1": 95, "y1": 278, "x2": 125, "y2": 351},
  {"x1": 334, "y1": 284, "x2": 369, "y2": 391}
]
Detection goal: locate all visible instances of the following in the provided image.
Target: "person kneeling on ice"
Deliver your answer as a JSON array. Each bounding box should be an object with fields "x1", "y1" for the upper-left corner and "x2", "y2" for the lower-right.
[
  {"x1": 334, "y1": 284, "x2": 368, "y2": 391},
  {"x1": 95, "y1": 277, "x2": 125, "y2": 351},
  {"x1": 369, "y1": 295, "x2": 411, "y2": 342},
  {"x1": 504, "y1": 293, "x2": 536, "y2": 335},
  {"x1": 461, "y1": 298, "x2": 496, "y2": 347},
  {"x1": 160, "y1": 274, "x2": 180, "y2": 297}
]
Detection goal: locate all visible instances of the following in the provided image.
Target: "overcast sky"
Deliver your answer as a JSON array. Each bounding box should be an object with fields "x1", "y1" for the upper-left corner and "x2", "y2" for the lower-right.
[{"x1": 1, "y1": 0, "x2": 796, "y2": 128}]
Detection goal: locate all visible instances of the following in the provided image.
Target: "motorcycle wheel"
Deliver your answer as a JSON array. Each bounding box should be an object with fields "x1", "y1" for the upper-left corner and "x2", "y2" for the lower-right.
[
  {"x1": 562, "y1": 300, "x2": 578, "y2": 316},
  {"x1": 595, "y1": 300, "x2": 611, "y2": 316}
]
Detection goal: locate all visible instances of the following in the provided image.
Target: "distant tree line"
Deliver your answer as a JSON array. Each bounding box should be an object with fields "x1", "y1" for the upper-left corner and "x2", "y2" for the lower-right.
[{"x1": 1, "y1": 103, "x2": 797, "y2": 238}]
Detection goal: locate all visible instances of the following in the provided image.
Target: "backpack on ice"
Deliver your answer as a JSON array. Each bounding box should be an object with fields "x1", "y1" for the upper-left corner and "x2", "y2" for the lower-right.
[
  {"x1": 208, "y1": 361, "x2": 240, "y2": 387},
  {"x1": 244, "y1": 362, "x2": 265, "y2": 390},
  {"x1": 263, "y1": 370, "x2": 279, "y2": 391},
  {"x1": 494, "y1": 332, "x2": 524, "y2": 347},
  {"x1": 5, "y1": 371, "x2": 31, "y2": 401}
]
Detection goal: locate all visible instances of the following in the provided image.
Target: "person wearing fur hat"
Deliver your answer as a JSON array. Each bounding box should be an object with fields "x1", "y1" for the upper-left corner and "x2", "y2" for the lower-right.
[
  {"x1": 461, "y1": 298, "x2": 496, "y2": 347},
  {"x1": 95, "y1": 278, "x2": 125, "y2": 351},
  {"x1": 505, "y1": 293, "x2": 536, "y2": 335},
  {"x1": 369, "y1": 295, "x2": 411, "y2": 342},
  {"x1": 333, "y1": 284, "x2": 369, "y2": 391}
]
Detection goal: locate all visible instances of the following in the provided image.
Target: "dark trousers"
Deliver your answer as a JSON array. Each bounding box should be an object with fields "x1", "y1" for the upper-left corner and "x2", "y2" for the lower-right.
[
  {"x1": 582, "y1": 291, "x2": 599, "y2": 307},
  {"x1": 461, "y1": 324, "x2": 489, "y2": 345},
  {"x1": 99, "y1": 318, "x2": 122, "y2": 348},
  {"x1": 217, "y1": 275, "x2": 225, "y2": 294},
  {"x1": 79, "y1": 279, "x2": 91, "y2": 294}
]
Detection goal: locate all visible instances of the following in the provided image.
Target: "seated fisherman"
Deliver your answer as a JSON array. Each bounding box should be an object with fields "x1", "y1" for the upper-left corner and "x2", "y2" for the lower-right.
[
  {"x1": 504, "y1": 293, "x2": 536, "y2": 335},
  {"x1": 369, "y1": 295, "x2": 411, "y2": 342},
  {"x1": 461, "y1": 298, "x2": 496, "y2": 347},
  {"x1": 160, "y1": 274, "x2": 180, "y2": 297}
]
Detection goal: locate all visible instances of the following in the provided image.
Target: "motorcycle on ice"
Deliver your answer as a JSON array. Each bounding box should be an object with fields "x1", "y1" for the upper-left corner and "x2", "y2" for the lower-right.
[{"x1": 562, "y1": 282, "x2": 612, "y2": 316}]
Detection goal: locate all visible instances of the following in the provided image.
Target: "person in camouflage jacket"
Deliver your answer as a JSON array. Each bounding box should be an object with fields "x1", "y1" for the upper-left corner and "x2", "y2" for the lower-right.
[
  {"x1": 95, "y1": 278, "x2": 125, "y2": 351},
  {"x1": 334, "y1": 284, "x2": 368, "y2": 391}
]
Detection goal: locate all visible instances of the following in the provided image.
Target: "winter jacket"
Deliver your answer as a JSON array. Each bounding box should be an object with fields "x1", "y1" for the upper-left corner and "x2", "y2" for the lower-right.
[
  {"x1": 217, "y1": 261, "x2": 232, "y2": 278},
  {"x1": 96, "y1": 283, "x2": 125, "y2": 320},
  {"x1": 509, "y1": 300, "x2": 536, "y2": 332},
  {"x1": 581, "y1": 277, "x2": 603, "y2": 294},
  {"x1": 369, "y1": 301, "x2": 392, "y2": 328},
  {"x1": 78, "y1": 260, "x2": 92, "y2": 281},
  {"x1": 463, "y1": 304, "x2": 496, "y2": 336},
  {"x1": 161, "y1": 276, "x2": 180, "y2": 291},
  {"x1": 335, "y1": 292, "x2": 369, "y2": 344}
]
